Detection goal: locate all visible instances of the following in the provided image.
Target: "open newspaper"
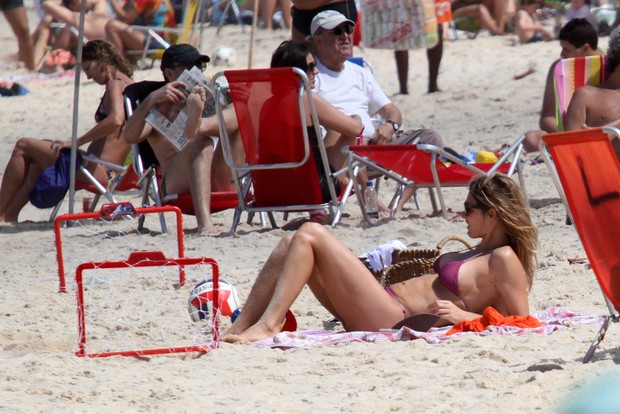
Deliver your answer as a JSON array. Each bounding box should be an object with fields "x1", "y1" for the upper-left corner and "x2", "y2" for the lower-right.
[{"x1": 145, "y1": 66, "x2": 216, "y2": 151}]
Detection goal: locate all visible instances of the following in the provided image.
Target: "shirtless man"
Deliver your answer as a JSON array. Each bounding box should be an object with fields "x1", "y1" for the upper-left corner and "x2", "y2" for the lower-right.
[
  {"x1": 564, "y1": 27, "x2": 620, "y2": 159},
  {"x1": 123, "y1": 44, "x2": 243, "y2": 235}
]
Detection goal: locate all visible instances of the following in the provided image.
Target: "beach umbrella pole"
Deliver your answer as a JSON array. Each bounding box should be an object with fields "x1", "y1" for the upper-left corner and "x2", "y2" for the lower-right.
[{"x1": 67, "y1": 0, "x2": 87, "y2": 216}]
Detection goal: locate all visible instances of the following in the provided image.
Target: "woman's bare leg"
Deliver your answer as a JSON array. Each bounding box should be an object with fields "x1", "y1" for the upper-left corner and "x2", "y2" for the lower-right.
[
  {"x1": 225, "y1": 223, "x2": 405, "y2": 342},
  {"x1": 0, "y1": 138, "x2": 56, "y2": 222},
  {"x1": 3, "y1": 7, "x2": 35, "y2": 70},
  {"x1": 223, "y1": 235, "x2": 292, "y2": 336},
  {"x1": 105, "y1": 20, "x2": 145, "y2": 55},
  {"x1": 32, "y1": 15, "x2": 54, "y2": 67}
]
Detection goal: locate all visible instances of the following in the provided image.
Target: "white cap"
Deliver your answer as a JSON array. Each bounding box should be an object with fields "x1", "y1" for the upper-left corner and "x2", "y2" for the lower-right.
[{"x1": 310, "y1": 10, "x2": 354, "y2": 36}]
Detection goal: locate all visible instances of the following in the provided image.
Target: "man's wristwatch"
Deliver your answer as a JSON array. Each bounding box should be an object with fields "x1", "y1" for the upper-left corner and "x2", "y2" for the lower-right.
[{"x1": 385, "y1": 120, "x2": 400, "y2": 131}]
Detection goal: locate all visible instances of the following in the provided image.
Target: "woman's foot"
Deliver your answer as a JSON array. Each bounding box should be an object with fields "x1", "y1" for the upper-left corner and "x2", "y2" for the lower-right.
[{"x1": 222, "y1": 322, "x2": 279, "y2": 343}]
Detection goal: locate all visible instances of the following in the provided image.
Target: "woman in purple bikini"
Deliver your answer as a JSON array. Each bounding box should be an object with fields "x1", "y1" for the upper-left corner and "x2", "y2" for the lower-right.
[{"x1": 223, "y1": 173, "x2": 538, "y2": 343}]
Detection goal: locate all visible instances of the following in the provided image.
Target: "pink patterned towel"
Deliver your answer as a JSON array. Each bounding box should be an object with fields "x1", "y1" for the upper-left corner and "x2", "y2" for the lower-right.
[{"x1": 253, "y1": 307, "x2": 605, "y2": 349}]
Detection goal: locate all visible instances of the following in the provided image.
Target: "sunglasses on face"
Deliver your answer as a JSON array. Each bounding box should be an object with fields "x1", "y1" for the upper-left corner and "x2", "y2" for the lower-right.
[
  {"x1": 325, "y1": 24, "x2": 354, "y2": 36},
  {"x1": 463, "y1": 202, "x2": 489, "y2": 216},
  {"x1": 305, "y1": 62, "x2": 317, "y2": 72},
  {"x1": 172, "y1": 61, "x2": 208, "y2": 72}
]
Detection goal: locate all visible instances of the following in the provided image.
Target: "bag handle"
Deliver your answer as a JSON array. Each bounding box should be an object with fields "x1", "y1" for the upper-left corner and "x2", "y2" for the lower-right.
[{"x1": 436, "y1": 235, "x2": 472, "y2": 251}]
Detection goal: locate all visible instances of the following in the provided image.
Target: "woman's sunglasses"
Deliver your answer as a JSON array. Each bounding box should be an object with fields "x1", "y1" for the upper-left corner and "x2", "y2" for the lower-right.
[
  {"x1": 325, "y1": 24, "x2": 354, "y2": 36},
  {"x1": 463, "y1": 202, "x2": 489, "y2": 216},
  {"x1": 305, "y1": 62, "x2": 317, "y2": 72}
]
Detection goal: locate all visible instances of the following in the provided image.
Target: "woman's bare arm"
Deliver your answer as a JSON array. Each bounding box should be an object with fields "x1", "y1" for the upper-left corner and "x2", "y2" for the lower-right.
[
  {"x1": 312, "y1": 93, "x2": 363, "y2": 138},
  {"x1": 491, "y1": 247, "x2": 530, "y2": 316}
]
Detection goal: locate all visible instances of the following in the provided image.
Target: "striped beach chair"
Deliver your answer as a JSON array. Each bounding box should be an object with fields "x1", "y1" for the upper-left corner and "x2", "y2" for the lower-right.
[{"x1": 553, "y1": 54, "x2": 608, "y2": 132}]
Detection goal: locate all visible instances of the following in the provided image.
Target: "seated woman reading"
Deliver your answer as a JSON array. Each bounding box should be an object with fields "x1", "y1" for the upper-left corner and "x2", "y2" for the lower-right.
[
  {"x1": 0, "y1": 40, "x2": 133, "y2": 223},
  {"x1": 223, "y1": 173, "x2": 538, "y2": 342}
]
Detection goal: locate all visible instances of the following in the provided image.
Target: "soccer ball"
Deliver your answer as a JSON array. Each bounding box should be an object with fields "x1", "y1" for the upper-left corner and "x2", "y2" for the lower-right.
[
  {"x1": 188, "y1": 278, "x2": 242, "y2": 321},
  {"x1": 213, "y1": 46, "x2": 236, "y2": 66}
]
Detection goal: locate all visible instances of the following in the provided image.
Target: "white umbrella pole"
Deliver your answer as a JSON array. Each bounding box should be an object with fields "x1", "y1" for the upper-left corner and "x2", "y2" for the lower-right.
[
  {"x1": 68, "y1": 0, "x2": 88, "y2": 215},
  {"x1": 247, "y1": 0, "x2": 259, "y2": 68}
]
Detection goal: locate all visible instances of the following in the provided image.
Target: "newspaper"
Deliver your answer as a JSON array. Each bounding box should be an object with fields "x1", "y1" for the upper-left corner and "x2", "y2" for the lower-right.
[{"x1": 145, "y1": 66, "x2": 216, "y2": 151}]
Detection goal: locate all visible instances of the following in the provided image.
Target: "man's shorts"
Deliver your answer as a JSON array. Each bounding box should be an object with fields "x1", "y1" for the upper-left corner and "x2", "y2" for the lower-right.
[
  {"x1": 1, "y1": 0, "x2": 25, "y2": 11},
  {"x1": 292, "y1": 0, "x2": 358, "y2": 37}
]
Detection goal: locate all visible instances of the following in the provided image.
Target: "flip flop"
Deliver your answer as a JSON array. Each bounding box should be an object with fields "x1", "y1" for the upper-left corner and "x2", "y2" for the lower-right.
[{"x1": 391, "y1": 313, "x2": 447, "y2": 331}]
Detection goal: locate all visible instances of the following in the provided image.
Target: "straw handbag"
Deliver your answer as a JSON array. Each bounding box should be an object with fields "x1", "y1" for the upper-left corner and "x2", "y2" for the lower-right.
[{"x1": 375, "y1": 235, "x2": 473, "y2": 286}]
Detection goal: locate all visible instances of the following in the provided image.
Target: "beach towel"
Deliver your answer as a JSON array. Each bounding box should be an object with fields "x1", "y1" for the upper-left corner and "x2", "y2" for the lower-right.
[
  {"x1": 29, "y1": 149, "x2": 83, "y2": 209},
  {"x1": 252, "y1": 308, "x2": 605, "y2": 349},
  {"x1": 360, "y1": 0, "x2": 438, "y2": 50}
]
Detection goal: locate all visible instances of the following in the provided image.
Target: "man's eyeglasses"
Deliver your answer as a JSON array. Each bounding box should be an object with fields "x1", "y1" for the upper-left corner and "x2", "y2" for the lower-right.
[
  {"x1": 324, "y1": 24, "x2": 354, "y2": 36},
  {"x1": 172, "y1": 61, "x2": 208, "y2": 72},
  {"x1": 463, "y1": 202, "x2": 489, "y2": 216}
]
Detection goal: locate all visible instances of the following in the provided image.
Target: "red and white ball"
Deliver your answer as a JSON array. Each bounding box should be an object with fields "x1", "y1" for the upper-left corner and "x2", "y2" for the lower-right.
[{"x1": 188, "y1": 279, "x2": 242, "y2": 321}]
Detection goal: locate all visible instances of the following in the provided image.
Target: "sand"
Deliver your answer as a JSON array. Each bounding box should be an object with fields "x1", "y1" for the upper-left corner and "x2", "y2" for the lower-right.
[{"x1": 1, "y1": 4, "x2": 620, "y2": 413}]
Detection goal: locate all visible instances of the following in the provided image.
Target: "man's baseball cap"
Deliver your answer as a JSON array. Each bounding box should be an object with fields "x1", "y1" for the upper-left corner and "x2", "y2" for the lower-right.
[
  {"x1": 161, "y1": 44, "x2": 210, "y2": 70},
  {"x1": 310, "y1": 10, "x2": 354, "y2": 36}
]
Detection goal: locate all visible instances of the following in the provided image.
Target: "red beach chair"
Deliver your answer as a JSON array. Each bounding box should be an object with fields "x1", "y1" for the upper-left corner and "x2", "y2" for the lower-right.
[
  {"x1": 212, "y1": 67, "x2": 347, "y2": 233},
  {"x1": 344, "y1": 136, "x2": 526, "y2": 224}
]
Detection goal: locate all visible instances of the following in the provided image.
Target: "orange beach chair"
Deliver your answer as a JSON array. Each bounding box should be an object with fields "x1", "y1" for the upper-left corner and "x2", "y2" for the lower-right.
[{"x1": 541, "y1": 127, "x2": 620, "y2": 363}]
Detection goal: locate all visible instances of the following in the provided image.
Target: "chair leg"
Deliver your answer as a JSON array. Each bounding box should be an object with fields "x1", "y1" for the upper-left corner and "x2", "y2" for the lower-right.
[
  {"x1": 229, "y1": 206, "x2": 242, "y2": 235},
  {"x1": 583, "y1": 314, "x2": 613, "y2": 363},
  {"x1": 266, "y1": 212, "x2": 278, "y2": 228},
  {"x1": 389, "y1": 184, "x2": 403, "y2": 219},
  {"x1": 49, "y1": 200, "x2": 64, "y2": 222},
  {"x1": 427, "y1": 188, "x2": 438, "y2": 214}
]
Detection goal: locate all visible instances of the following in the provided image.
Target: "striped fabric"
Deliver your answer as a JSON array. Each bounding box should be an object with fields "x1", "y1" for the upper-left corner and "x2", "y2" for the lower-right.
[{"x1": 553, "y1": 54, "x2": 608, "y2": 131}]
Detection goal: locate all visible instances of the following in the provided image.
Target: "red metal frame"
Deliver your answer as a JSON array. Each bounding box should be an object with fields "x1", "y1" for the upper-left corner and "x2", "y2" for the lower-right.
[
  {"x1": 54, "y1": 202, "x2": 185, "y2": 293},
  {"x1": 75, "y1": 251, "x2": 220, "y2": 358}
]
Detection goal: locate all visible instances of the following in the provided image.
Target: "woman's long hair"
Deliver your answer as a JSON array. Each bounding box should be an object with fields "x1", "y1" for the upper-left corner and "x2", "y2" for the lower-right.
[
  {"x1": 82, "y1": 39, "x2": 133, "y2": 77},
  {"x1": 469, "y1": 173, "x2": 538, "y2": 289}
]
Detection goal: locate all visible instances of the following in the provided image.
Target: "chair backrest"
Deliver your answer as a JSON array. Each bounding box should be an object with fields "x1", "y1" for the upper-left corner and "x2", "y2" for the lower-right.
[
  {"x1": 215, "y1": 67, "x2": 336, "y2": 208},
  {"x1": 553, "y1": 55, "x2": 608, "y2": 131},
  {"x1": 541, "y1": 128, "x2": 620, "y2": 311},
  {"x1": 123, "y1": 81, "x2": 166, "y2": 172}
]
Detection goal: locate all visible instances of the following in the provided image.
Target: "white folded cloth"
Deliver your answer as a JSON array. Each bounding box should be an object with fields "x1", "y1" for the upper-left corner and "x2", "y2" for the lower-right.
[{"x1": 359, "y1": 240, "x2": 407, "y2": 271}]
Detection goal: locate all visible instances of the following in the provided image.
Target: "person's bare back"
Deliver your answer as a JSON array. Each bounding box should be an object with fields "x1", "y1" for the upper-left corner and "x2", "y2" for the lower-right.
[{"x1": 565, "y1": 84, "x2": 620, "y2": 130}]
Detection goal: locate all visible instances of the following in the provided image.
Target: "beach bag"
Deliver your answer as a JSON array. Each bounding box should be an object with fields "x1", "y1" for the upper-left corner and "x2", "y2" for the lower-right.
[
  {"x1": 29, "y1": 149, "x2": 82, "y2": 209},
  {"x1": 364, "y1": 235, "x2": 472, "y2": 286},
  {"x1": 360, "y1": 0, "x2": 438, "y2": 50}
]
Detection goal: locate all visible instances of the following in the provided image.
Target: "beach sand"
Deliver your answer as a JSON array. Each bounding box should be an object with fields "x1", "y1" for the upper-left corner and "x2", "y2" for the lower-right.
[{"x1": 1, "y1": 4, "x2": 619, "y2": 413}]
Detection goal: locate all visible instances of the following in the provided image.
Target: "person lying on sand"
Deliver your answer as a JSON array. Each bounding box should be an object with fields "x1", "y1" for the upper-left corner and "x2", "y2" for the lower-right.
[{"x1": 223, "y1": 173, "x2": 538, "y2": 343}]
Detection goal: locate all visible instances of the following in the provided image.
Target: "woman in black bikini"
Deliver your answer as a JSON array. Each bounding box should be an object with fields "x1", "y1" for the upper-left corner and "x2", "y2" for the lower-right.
[
  {"x1": 0, "y1": 40, "x2": 133, "y2": 222},
  {"x1": 223, "y1": 173, "x2": 538, "y2": 343}
]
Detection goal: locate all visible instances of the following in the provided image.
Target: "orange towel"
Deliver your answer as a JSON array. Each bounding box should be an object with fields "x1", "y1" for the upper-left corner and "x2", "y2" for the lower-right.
[{"x1": 447, "y1": 307, "x2": 542, "y2": 335}]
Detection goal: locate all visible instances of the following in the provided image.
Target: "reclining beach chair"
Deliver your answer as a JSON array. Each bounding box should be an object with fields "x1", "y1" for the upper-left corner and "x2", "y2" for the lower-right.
[
  {"x1": 126, "y1": 0, "x2": 201, "y2": 69},
  {"x1": 345, "y1": 135, "x2": 526, "y2": 224},
  {"x1": 541, "y1": 127, "x2": 620, "y2": 363},
  {"x1": 123, "y1": 80, "x2": 241, "y2": 234},
  {"x1": 212, "y1": 67, "x2": 347, "y2": 234},
  {"x1": 48, "y1": 150, "x2": 140, "y2": 221}
]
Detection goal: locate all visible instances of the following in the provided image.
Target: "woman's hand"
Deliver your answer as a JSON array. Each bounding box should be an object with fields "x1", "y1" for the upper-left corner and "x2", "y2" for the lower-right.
[
  {"x1": 50, "y1": 140, "x2": 72, "y2": 156},
  {"x1": 427, "y1": 300, "x2": 466, "y2": 324}
]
